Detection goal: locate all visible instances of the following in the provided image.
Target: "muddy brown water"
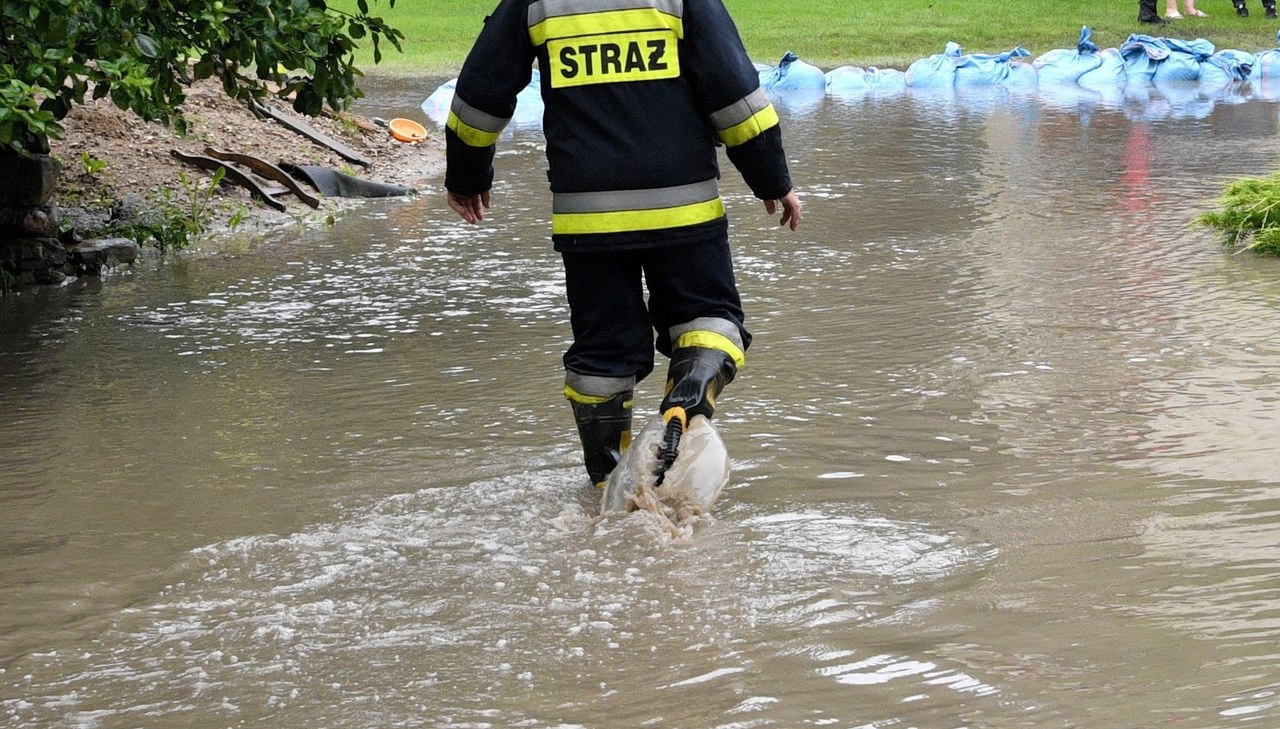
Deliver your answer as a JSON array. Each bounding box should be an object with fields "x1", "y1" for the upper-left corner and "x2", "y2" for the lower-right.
[{"x1": 3, "y1": 79, "x2": 1280, "y2": 727}]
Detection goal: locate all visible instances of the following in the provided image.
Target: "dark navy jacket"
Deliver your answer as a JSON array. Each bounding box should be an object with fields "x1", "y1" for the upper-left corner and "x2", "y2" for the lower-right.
[{"x1": 445, "y1": 0, "x2": 793, "y2": 251}]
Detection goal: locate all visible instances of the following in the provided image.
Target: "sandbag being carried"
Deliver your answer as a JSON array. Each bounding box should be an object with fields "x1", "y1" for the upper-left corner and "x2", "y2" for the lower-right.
[{"x1": 1033, "y1": 26, "x2": 1104, "y2": 84}]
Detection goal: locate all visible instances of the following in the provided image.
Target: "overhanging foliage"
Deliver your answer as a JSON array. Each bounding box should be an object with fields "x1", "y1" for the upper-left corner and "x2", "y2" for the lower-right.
[{"x1": 0, "y1": 0, "x2": 403, "y2": 154}]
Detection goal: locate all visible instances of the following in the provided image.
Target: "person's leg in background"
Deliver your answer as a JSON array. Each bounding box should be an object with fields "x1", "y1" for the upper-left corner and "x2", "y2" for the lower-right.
[{"x1": 1140, "y1": 0, "x2": 1167, "y2": 23}]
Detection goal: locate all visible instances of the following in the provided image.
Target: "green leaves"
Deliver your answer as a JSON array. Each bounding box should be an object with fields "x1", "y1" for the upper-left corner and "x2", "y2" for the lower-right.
[
  {"x1": 0, "y1": 0, "x2": 405, "y2": 152},
  {"x1": 1194, "y1": 173, "x2": 1280, "y2": 256}
]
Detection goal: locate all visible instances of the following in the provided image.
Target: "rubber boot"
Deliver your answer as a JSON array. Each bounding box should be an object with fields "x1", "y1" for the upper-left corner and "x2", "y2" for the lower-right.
[
  {"x1": 1266, "y1": 0, "x2": 1277, "y2": 18},
  {"x1": 1139, "y1": 0, "x2": 1167, "y2": 22},
  {"x1": 1235, "y1": 1, "x2": 1250, "y2": 17},
  {"x1": 570, "y1": 391, "x2": 633, "y2": 488},
  {"x1": 654, "y1": 347, "x2": 737, "y2": 481}
]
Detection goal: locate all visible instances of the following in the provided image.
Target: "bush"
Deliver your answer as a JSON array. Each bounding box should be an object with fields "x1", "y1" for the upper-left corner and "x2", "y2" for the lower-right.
[
  {"x1": 0, "y1": 0, "x2": 403, "y2": 155},
  {"x1": 1194, "y1": 172, "x2": 1280, "y2": 256}
]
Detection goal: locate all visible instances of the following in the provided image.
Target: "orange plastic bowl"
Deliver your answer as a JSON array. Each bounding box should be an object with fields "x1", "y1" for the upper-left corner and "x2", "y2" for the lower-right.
[{"x1": 388, "y1": 117, "x2": 427, "y2": 143}]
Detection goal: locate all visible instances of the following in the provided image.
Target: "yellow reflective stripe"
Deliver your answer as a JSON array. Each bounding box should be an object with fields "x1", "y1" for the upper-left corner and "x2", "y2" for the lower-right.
[
  {"x1": 552, "y1": 197, "x2": 724, "y2": 235},
  {"x1": 674, "y1": 331, "x2": 746, "y2": 368},
  {"x1": 530, "y1": 8, "x2": 682, "y2": 46},
  {"x1": 446, "y1": 111, "x2": 501, "y2": 148},
  {"x1": 564, "y1": 385, "x2": 634, "y2": 407},
  {"x1": 716, "y1": 104, "x2": 779, "y2": 147}
]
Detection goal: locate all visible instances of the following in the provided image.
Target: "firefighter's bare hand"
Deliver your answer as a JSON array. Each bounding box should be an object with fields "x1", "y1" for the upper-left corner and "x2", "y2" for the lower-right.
[
  {"x1": 764, "y1": 189, "x2": 802, "y2": 231},
  {"x1": 448, "y1": 190, "x2": 491, "y2": 224}
]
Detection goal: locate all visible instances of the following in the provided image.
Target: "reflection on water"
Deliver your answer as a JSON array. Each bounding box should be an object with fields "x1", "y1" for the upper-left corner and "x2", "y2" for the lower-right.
[{"x1": 3, "y1": 80, "x2": 1280, "y2": 727}]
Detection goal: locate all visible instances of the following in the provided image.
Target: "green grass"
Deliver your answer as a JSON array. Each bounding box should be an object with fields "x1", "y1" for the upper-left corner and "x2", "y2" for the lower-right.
[{"x1": 338, "y1": 0, "x2": 1280, "y2": 76}]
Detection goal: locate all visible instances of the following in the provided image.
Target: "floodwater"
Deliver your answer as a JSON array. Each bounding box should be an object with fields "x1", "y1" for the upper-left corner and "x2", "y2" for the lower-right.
[{"x1": 3, "y1": 76, "x2": 1280, "y2": 728}]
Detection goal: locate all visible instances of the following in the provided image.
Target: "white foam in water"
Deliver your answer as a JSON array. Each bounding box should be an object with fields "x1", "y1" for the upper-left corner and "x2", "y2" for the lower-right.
[{"x1": 0, "y1": 468, "x2": 997, "y2": 727}]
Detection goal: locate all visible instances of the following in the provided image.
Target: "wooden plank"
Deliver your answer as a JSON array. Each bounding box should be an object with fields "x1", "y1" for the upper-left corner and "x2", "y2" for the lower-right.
[
  {"x1": 251, "y1": 101, "x2": 373, "y2": 168},
  {"x1": 168, "y1": 149, "x2": 288, "y2": 212},
  {"x1": 203, "y1": 147, "x2": 321, "y2": 208}
]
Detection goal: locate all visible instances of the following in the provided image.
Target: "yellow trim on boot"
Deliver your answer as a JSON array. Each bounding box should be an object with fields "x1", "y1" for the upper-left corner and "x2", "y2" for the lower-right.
[
  {"x1": 661, "y1": 406, "x2": 688, "y2": 430},
  {"x1": 564, "y1": 384, "x2": 633, "y2": 408},
  {"x1": 672, "y1": 331, "x2": 746, "y2": 368}
]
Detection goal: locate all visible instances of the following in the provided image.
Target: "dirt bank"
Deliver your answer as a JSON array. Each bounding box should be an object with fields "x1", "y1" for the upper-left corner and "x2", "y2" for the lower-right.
[{"x1": 51, "y1": 78, "x2": 445, "y2": 247}]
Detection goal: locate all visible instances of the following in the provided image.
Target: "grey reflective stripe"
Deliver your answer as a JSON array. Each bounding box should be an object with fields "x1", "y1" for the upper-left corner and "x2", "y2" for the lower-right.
[
  {"x1": 449, "y1": 94, "x2": 509, "y2": 134},
  {"x1": 529, "y1": 0, "x2": 683, "y2": 26},
  {"x1": 553, "y1": 179, "x2": 719, "y2": 214},
  {"x1": 709, "y1": 87, "x2": 771, "y2": 131},
  {"x1": 566, "y1": 372, "x2": 636, "y2": 397},
  {"x1": 670, "y1": 317, "x2": 744, "y2": 350}
]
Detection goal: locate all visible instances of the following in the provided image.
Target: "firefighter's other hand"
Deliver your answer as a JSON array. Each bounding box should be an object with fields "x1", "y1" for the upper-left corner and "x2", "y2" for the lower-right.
[
  {"x1": 448, "y1": 191, "x2": 491, "y2": 224},
  {"x1": 764, "y1": 190, "x2": 802, "y2": 231}
]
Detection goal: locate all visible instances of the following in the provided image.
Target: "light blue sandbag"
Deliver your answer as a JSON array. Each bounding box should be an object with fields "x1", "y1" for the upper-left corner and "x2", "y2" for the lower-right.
[
  {"x1": 1005, "y1": 58, "x2": 1039, "y2": 87},
  {"x1": 826, "y1": 65, "x2": 908, "y2": 95},
  {"x1": 1077, "y1": 47, "x2": 1127, "y2": 89},
  {"x1": 759, "y1": 51, "x2": 827, "y2": 91},
  {"x1": 1200, "y1": 49, "x2": 1255, "y2": 88},
  {"x1": 1121, "y1": 34, "x2": 1171, "y2": 83},
  {"x1": 1249, "y1": 31, "x2": 1280, "y2": 79},
  {"x1": 954, "y1": 46, "x2": 1031, "y2": 85},
  {"x1": 1033, "y1": 26, "x2": 1103, "y2": 85},
  {"x1": 419, "y1": 69, "x2": 545, "y2": 129},
  {"x1": 865, "y1": 66, "x2": 908, "y2": 91},
  {"x1": 825, "y1": 65, "x2": 870, "y2": 94},
  {"x1": 512, "y1": 68, "x2": 546, "y2": 126},
  {"x1": 1151, "y1": 37, "x2": 1214, "y2": 83},
  {"x1": 420, "y1": 78, "x2": 457, "y2": 126},
  {"x1": 905, "y1": 41, "x2": 964, "y2": 88}
]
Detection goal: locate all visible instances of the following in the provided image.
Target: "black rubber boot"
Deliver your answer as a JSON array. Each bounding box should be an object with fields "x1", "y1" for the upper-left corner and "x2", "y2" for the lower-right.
[
  {"x1": 570, "y1": 392, "x2": 633, "y2": 487},
  {"x1": 654, "y1": 347, "x2": 736, "y2": 481},
  {"x1": 1266, "y1": 1, "x2": 1277, "y2": 18},
  {"x1": 1236, "y1": 1, "x2": 1250, "y2": 17},
  {"x1": 1139, "y1": 0, "x2": 1167, "y2": 22},
  {"x1": 659, "y1": 347, "x2": 737, "y2": 423}
]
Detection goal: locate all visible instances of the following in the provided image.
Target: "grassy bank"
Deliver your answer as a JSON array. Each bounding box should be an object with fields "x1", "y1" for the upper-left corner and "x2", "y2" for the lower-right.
[{"x1": 338, "y1": 0, "x2": 1280, "y2": 76}]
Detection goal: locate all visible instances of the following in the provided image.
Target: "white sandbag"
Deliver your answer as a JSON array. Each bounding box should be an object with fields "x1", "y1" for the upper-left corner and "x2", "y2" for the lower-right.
[{"x1": 601, "y1": 414, "x2": 729, "y2": 516}]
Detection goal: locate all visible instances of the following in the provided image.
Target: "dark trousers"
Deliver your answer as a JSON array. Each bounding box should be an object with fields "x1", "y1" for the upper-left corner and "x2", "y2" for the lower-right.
[
  {"x1": 1138, "y1": 0, "x2": 1160, "y2": 20},
  {"x1": 560, "y1": 236, "x2": 750, "y2": 383}
]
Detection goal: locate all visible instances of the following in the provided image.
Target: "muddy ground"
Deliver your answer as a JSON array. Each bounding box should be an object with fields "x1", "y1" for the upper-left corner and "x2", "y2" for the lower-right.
[{"x1": 51, "y1": 79, "x2": 445, "y2": 246}]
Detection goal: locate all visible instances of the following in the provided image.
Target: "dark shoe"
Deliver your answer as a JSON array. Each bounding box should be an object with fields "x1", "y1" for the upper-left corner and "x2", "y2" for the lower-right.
[
  {"x1": 1140, "y1": 14, "x2": 1169, "y2": 23},
  {"x1": 1268, "y1": 7, "x2": 1278, "y2": 18},
  {"x1": 1237, "y1": 5, "x2": 1250, "y2": 17},
  {"x1": 570, "y1": 391, "x2": 633, "y2": 487}
]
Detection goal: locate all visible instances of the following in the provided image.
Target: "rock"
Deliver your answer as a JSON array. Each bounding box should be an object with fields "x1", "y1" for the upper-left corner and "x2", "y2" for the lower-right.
[
  {"x1": 0, "y1": 152, "x2": 62, "y2": 207},
  {"x1": 0, "y1": 204, "x2": 59, "y2": 238},
  {"x1": 58, "y1": 204, "x2": 114, "y2": 237},
  {"x1": 66, "y1": 237, "x2": 139, "y2": 275}
]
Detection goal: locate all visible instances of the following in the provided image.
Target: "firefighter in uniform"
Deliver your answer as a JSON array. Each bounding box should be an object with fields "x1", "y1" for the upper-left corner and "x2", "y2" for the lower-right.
[{"x1": 446, "y1": 0, "x2": 803, "y2": 488}]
